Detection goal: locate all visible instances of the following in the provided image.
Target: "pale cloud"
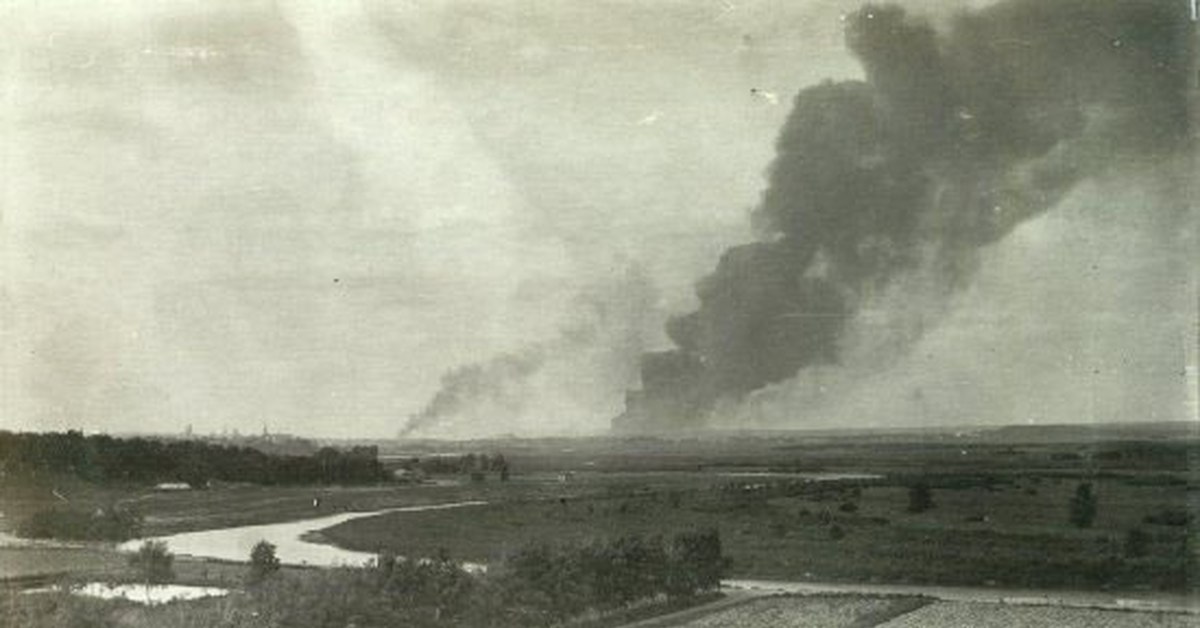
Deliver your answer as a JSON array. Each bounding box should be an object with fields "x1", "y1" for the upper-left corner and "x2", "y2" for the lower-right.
[{"x1": 1, "y1": 0, "x2": 862, "y2": 437}]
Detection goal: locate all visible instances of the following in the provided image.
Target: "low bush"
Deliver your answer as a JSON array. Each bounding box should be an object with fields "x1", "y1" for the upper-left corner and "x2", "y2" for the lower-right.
[
  {"x1": 907, "y1": 482, "x2": 934, "y2": 513},
  {"x1": 129, "y1": 540, "x2": 174, "y2": 584},
  {"x1": 1068, "y1": 483, "x2": 1098, "y2": 528},
  {"x1": 1144, "y1": 507, "x2": 1191, "y2": 527},
  {"x1": 248, "y1": 539, "x2": 282, "y2": 584},
  {"x1": 1124, "y1": 528, "x2": 1151, "y2": 558}
]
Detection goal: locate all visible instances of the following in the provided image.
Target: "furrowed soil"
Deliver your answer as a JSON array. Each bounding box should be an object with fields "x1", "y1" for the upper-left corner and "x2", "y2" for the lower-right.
[
  {"x1": 875, "y1": 601, "x2": 1199, "y2": 627},
  {"x1": 663, "y1": 595, "x2": 931, "y2": 628}
]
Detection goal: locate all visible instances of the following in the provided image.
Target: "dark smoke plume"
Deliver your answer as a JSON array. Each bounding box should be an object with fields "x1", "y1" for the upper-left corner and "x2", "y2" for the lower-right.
[
  {"x1": 615, "y1": 0, "x2": 1192, "y2": 432},
  {"x1": 403, "y1": 266, "x2": 656, "y2": 437},
  {"x1": 403, "y1": 347, "x2": 546, "y2": 437}
]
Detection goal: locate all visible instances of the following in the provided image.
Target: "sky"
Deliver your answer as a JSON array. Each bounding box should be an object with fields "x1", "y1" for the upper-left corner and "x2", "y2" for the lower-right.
[{"x1": 1, "y1": 0, "x2": 1193, "y2": 438}]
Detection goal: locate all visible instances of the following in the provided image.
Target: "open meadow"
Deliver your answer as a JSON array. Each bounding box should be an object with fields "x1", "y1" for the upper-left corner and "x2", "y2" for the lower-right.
[
  {"x1": 2, "y1": 426, "x2": 1196, "y2": 627},
  {"x1": 330, "y1": 431, "x2": 1199, "y2": 592}
]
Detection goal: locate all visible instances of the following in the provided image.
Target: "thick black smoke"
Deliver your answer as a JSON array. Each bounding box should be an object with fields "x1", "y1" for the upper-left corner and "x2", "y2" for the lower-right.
[
  {"x1": 403, "y1": 266, "x2": 657, "y2": 437},
  {"x1": 402, "y1": 346, "x2": 546, "y2": 437},
  {"x1": 615, "y1": 0, "x2": 1192, "y2": 432}
]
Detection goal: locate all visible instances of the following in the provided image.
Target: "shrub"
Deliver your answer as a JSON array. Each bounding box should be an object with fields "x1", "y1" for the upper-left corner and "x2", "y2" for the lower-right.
[
  {"x1": 907, "y1": 481, "x2": 934, "y2": 513},
  {"x1": 497, "y1": 530, "x2": 729, "y2": 619},
  {"x1": 829, "y1": 524, "x2": 846, "y2": 540},
  {"x1": 839, "y1": 501, "x2": 858, "y2": 513},
  {"x1": 1124, "y1": 528, "x2": 1151, "y2": 558},
  {"x1": 1068, "y1": 482, "x2": 1098, "y2": 528},
  {"x1": 129, "y1": 540, "x2": 174, "y2": 584},
  {"x1": 249, "y1": 539, "x2": 282, "y2": 584},
  {"x1": 665, "y1": 529, "x2": 728, "y2": 598}
]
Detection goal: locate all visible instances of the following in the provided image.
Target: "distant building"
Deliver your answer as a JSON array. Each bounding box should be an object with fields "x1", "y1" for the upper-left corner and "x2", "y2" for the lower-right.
[
  {"x1": 392, "y1": 468, "x2": 425, "y2": 483},
  {"x1": 154, "y1": 482, "x2": 192, "y2": 491}
]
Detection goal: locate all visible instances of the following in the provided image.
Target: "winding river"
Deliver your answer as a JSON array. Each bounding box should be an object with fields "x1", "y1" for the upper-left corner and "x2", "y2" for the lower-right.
[
  {"x1": 117, "y1": 501, "x2": 487, "y2": 568},
  {"x1": 113, "y1": 472, "x2": 880, "y2": 569}
]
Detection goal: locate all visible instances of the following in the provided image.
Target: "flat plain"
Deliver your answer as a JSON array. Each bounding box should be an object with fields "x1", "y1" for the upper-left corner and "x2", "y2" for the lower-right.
[{"x1": 2, "y1": 425, "x2": 1196, "y2": 626}]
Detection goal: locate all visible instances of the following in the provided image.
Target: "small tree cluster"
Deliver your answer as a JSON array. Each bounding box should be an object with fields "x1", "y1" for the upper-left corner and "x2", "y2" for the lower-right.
[
  {"x1": 246, "y1": 552, "x2": 480, "y2": 627},
  {"x1": 129, "y1": 540, "x2": 174, "y2": 584},
  {"x1": 248, "y1": 540, "x2": 282, "y2": 584},
  {"x1": 499, "y1": 530, "x2": 728, "y2": 623},
  {"x1": 239, "y1": 531, "x2": 727, "y2": 628}
]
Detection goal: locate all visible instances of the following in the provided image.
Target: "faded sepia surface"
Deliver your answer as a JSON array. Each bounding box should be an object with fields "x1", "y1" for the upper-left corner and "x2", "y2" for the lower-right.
[{"x1": 0, "y1": 2, "x2": 1196, "y2": 625}]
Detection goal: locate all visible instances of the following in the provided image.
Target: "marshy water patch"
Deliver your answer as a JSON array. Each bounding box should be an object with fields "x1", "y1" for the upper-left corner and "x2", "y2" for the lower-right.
[{"x1": 67, "y1": 583, "x2": 229, "y2": 605}]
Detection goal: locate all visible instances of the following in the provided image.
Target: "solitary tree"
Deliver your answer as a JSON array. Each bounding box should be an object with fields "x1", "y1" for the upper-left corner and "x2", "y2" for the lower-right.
[
  {"x1": 907, "y1": 481, "x2": 935, "y2": 513},
  {"x1": 248, "y1": 539, "x2": 281, "y2": 584},
  {"x1": 129, "y1": 540, "x2": 174, "y2": 584},
  {"x1": 1069, "y1": 482, "x2": 1098, "y2": 528}
]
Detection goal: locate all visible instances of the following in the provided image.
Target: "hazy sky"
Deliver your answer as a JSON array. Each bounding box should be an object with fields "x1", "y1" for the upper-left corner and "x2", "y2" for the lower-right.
[{"x1": 1, "y1": 0, "x2": 1193, "y2": 438}]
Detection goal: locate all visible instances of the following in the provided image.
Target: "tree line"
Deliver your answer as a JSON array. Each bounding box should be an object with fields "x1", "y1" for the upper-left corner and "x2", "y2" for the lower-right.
[
  {"x1": 92, "y1": 529, "x2": 727, "y2": 628},
  {"x1": 235, "y1": 529, "x2": 726, "y2": 627},
  {"x1": 0, "y1": 430, "x2": 385, "y2": 487},
  {"x1": 397, "y1": 452, "x2": 511, "y2": 481}
]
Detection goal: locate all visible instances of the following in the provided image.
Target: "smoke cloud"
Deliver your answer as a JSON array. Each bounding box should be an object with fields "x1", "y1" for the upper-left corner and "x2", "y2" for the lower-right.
[
  {"x1": 404, "y1": 265, "x2": 658, "y2": 438},
  {"x1": 616, "y1": 0, "x2": 1192, "y2": 432}
]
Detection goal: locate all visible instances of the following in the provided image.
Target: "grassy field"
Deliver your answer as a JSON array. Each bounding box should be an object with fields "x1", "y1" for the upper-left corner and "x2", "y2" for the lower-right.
[
  {"x1": 2, "y1": 433, "x2": 1195, "y2": 595},
  {"x1": 0, "y1": 468, "x2": 717, "y2": 539},
  {"x1": 323, "y1": 438, "x2": 1198, "y2": 592},
  {"x1": 0, "y1": 431, "x2": 1196, "y2": 628},
  {"x1": 0, "y1": 547, "x2": 125, "y2": 581},
  {"x1": 0, "y1": 477, "x2": 478, "y2": 536}
]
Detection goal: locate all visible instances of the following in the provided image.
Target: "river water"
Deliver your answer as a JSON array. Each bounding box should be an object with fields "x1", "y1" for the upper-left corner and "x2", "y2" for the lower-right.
[
  {"x1": 117, "y1": 501, "x2": 486, "y2": 568},
  {"x1": 108, "y1": 472, "x2": 879, "y2": 573},
  {"x1": 71, "y1": 582, "x2": 230, "y2": 605}
]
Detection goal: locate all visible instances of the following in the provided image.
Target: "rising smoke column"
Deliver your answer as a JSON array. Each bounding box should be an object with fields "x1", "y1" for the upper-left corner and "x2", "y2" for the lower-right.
[
  {"x1": 615, "y1": 0, "x2": 1192, "y2": 432},
  {"x1": 403, "y1": 265, "x2": 658, "y2": 437}
]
